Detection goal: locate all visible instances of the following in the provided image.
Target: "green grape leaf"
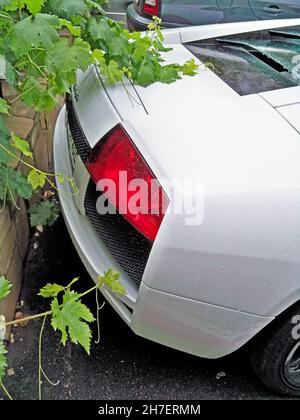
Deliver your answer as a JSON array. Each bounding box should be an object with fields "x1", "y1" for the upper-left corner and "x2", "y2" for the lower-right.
[
  {"x1": 29, "y1": 200, "x2": 60, "y2": 227},
  {"x1": 46, "y1": 0, "x2": 87, "y2": 19},
  {"x1": 0, "y1": 276, "x2": 12, "y2": 300},
  {"x1": 25, "y1": 0, "x2": 45, "y2": 15},
  {"x1": 0, "y1": 341, "x2": 8, "y2": 382},
  {"x1": 51, "y1": 290, "x2": 95, "y2": 354},
  {"x1": 46, "y1": 38, "x2": 91, "y2": 77},
  {"x1": 59, "y1": 18, "x2": 81, "y2": 37},
  {"x1": 0, "y1": 167, "x2": 33, "y2": 201},
  {"x1": 88, "y1": 16, "x2": 113, "y2": 43},
  {"x1": 181, "y1": 59, "x2": 199, "y2": 76},
  {"x1": 0, "y1": 0, "x2": 24, "y2": 12},
  {"x1": 11, "y1": 133, "x2": 33, "y2": 158},
  {"x1": 56, "y1": 172, "x2": 64, "y2": 184},
  {"x1": 19, "y1": 76, "x2": 57, "y2": 112},
  {"x1": 152, "y1": 39, "x2": 172, "y2": 53},
  {"x1": 99, "y1": 59, "x2": 123, "y2": 85},
  {"x1": 160, "y1": 65, "x2": 181, "y2": 84},
  {"x1": 85, "y1": 0, "x2": 106, "y2": 14},
  {"x1": 108, "y1": 35, "x2": 130, "y2": 63},
  {"x1": 39, "y1": 283, "x2": 65, "y2": 298},
  {"x1": 111, "y1": 281, "x2": 126, "y2": 295},
  {"x1": 27, "y1": 169, "x2": 46, "y2": 190},
  {"x1": 131, "y1": 44, "x2": 149, "y2": 65},
  {"x1": 91, "y1": 48, "x2": 104, "y2": 64},
  {"x1": 10, "y1": 14, "x2": 59, "y2": 58},
  {"x1": 135, "y1": 55, "x2": 157, "y2": 87},
  {"x1": 99, "y1": 269, "x2": 125, "y2": 295},
  {"x1": 0, "y1": 98, "x2": 10, "y2": 115}
]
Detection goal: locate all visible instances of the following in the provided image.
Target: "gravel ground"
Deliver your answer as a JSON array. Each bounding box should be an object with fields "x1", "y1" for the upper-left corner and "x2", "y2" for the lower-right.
[{"x1": 2, "y1": 218, "x2": 293, "y2": 400}]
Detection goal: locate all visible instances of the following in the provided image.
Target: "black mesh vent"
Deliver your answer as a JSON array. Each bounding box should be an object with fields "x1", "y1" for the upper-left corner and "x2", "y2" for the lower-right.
[
  {"x1": 84, "y1": 180, "x2": 153, "y2": 288},
  {"x1": 66, "y1": 94, "x2": 91, "y2": 162}
]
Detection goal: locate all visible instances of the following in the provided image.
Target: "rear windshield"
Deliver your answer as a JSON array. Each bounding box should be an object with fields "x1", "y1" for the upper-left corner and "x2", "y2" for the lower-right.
[{"x1": 185, "y1": 26, "x2": 300, "y2": 95}]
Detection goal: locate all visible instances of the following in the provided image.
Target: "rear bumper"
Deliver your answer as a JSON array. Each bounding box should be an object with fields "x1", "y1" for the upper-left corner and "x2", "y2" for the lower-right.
[
  {"x1": 133, "y1": 283, "x2": 273, "y2": 359},
  {"x1": 54, "y1": 106, "x2": 274, "y2": 359},
  {"x1": 126, "y1": 4, "x2": 152, "y2": 31}
]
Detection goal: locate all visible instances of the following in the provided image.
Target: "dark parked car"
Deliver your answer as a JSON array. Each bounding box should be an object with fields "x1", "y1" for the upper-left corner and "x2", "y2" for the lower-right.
[{"x1": 127, "y1": 0, "x2": 300, "y2": 31}]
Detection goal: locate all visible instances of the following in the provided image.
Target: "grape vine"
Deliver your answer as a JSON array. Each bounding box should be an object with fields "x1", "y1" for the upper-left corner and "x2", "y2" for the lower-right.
[
  {"x1": 0, "y1": 0, "x2": 198, "y2": 223},
  {"x1": 0, "y1": 269, "x2": 125, "y2": 399},
  {"x1": 0, "y1": 0, "x2": 199, "y2": 400}
]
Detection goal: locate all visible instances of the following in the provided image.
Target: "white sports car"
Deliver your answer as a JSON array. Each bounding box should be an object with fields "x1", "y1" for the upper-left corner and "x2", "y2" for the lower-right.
[{"x1": 54, "y1": 18, "x2": 300, "y2": 396}]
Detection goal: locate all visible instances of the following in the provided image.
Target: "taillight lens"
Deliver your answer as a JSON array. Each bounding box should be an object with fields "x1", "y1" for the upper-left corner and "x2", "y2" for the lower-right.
[
  {"x1": 143, "y1": 0, "x2": 160, "y2": 16},
  {"x1": 85, "y1": 125, "x2": 169, "y2": 242}
]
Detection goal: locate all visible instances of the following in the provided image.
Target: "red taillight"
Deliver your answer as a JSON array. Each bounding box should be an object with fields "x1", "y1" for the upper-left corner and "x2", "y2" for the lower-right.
[
  {"x1": 85, "y1": 125, "x2": 169, "y2": 242},
  {"x1": 143, "y1": 0, "x2": 160, "y2": 16}
]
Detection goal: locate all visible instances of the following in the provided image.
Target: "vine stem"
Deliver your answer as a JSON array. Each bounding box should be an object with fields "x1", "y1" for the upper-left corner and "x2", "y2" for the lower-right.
[
  {"x1": 41, "y1": 366, "x2": 59, "y2": 387},
  {"x1": 4, "y1": 309, "x2": 52, "y2": 327},
  {"x1": 0, "y1": 13, "x2": 15, "y2": 22},
  {"x1": 79, "y1": 281, "x2": 101, "y2": 300},
  {"x1": 0, "y1": 143, "x2": 79, "y2": 199},
  {"x1": 121, "y1": 80, "x2": 142, "y2": 108},
  {"x1": 7, "y1": 183, "x2": 20, "y2": 210},
  {"x1": 38, "y1": 315, "x2": 47, "y2": 400},
  {"x1": 47, "y1": 177, "x2": 79, "y2": 199},
  {"x1": 95, "y1": 289, "x2": 105, "y2": 344},
  {"x1": 10, "y1": 83, "x2": 37, "y2": 104},
  {"x1": 0, "y1": 381, "x2": 13, "y2": 400},
  {"x1": 2, "y1": 279, "x2": 104, "y2": 400},
  {"x1": 0, "y1": 170, "x2": 9, "y2": 213},
  {"x1": 0, "y1": 143, "x2": 55, "y2": 177},
  {"x1": 26, "y1": 54, "x2": 48, "y2": 80}
]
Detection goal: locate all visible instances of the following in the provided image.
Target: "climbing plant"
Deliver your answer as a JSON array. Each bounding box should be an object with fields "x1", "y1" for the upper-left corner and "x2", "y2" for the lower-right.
[
  {"x1": 0, "y1": 0, "x2": 198, "y2": 399},
  {"x1": 0, "y1": 0, "x2": 198, "y2": 223},
  {"x1": 0, "y1": 270, "x2": 125, "y2": 400}
]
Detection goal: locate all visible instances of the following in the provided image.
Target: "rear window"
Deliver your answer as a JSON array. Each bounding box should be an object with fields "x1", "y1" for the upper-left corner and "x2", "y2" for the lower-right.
[{"x1": 184, "y1": 26, "x2": 300, "y2": 95}]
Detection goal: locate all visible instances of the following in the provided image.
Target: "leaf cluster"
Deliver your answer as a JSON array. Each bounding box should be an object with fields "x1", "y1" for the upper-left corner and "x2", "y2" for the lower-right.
[
  {"x1": 39, "y1": 269, "x2": 125, "y2": 354},
  {"x1": 0, "y1": 1, "x2": 197, "y2": 214}
]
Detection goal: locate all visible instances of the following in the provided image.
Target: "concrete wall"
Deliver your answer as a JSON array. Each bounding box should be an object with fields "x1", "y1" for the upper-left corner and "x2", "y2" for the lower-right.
[{"x1": 0, "y1": 81, "x2": 59, "y2": 331}]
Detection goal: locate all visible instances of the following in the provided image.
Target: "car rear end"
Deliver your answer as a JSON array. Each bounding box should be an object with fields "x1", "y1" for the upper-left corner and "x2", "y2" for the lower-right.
[
  {"x1": 127, "y1": 0, "x2": 162, "y2": 31},
  {"x1": 54, "y1": 34, "x2": 288, "y2": 358},
  {"x1": 54, "y1": 90, "x2": 274, "y2": 360},
  {"x1": 53, "y1": 17, "x2": 300, "y2": 395},
  {"x1": 127, "y1": 0, "x2": 209, "y2": 31}
]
